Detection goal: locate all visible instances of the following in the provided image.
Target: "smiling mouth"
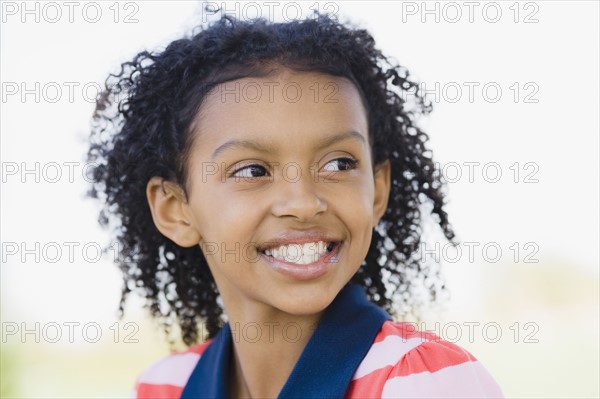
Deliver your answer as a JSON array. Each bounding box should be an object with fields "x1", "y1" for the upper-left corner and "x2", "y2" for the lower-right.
[{"x1": 258, "y1": 241, "x2": 340, "y2": 265}]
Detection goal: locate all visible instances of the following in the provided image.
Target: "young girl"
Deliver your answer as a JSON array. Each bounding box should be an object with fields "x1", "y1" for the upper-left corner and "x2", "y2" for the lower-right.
[{"x1": 88, "y1": 13, "x2": 504, "y2": 399}]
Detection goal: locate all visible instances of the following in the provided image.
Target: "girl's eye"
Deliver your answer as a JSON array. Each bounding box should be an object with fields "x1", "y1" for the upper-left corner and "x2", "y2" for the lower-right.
[
  {"x1": 322, "y1": 157, "x2": 359, "y2": 172},
  {"x1": 231, "y1": 164, "x2": 268, "y2": 179}
]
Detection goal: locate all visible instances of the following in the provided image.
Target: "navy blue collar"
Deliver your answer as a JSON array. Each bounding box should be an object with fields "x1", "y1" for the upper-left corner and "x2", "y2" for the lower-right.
[{"x1": 181, "y1": 284, "x2": 391, "y2": 399}]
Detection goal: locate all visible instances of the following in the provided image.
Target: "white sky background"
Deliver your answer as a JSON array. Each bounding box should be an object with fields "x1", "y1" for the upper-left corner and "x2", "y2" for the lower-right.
[{"x1": 1, "y1": 1, "x2": 599, "y2": 397}]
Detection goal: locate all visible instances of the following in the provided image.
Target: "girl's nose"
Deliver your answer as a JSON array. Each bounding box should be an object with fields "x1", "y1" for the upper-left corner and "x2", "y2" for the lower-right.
[{"x1": 270, "y1": 171, "x2": 327, "y2": 222}]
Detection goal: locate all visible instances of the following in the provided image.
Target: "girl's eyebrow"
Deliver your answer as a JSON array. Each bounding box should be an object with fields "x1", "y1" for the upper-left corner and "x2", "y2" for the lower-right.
[
  {"x1": 318, "y1": 130, "x2": 366, "y2": 151},
  {"x1": 211, "y1": 131, "x2": 366, "y2": 161},
  {"x1": 211, "y1": 138, "x2": 276, "y2": 161}
]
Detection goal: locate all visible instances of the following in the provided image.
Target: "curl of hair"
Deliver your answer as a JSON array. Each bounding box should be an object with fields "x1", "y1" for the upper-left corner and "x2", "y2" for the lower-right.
[{"x1": 87, "y1": 14, "x2": 455, "y2": 347}]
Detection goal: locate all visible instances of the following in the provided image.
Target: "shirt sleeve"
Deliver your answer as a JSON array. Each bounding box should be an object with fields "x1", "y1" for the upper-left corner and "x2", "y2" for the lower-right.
[
  {"x1": 130, "y1": 348, "x2": 204, "y2": 399},
  {"x1": 345, "y1": 322, "x2": 505, "y2": 399},
  {"x1": 380, "y1": 339, "x2": 505, "y2": 398}
]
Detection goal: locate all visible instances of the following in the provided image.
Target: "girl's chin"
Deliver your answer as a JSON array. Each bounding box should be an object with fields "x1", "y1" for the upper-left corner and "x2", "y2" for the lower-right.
[{"x1": 269, "y1": 289, "x2": 338, "y2": 316}]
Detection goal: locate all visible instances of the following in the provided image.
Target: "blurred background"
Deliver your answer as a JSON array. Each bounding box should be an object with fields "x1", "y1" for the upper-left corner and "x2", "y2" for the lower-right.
[{"x1": 1, "y1": 1, "x2": 598, "y2": 397}]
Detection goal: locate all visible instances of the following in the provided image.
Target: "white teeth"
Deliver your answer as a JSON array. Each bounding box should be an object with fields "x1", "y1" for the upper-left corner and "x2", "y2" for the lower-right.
[{"x1": 263, "y1": 241, "x2": 332, "y2": 265}]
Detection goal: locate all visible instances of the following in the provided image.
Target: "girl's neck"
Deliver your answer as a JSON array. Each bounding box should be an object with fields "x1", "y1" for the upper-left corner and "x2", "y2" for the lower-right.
[{"x1": 226, "y1": 309, "x2": 324, "y2": 398}]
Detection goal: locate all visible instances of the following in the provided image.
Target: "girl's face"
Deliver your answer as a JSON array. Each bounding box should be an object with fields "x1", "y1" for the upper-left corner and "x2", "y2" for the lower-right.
[{"x1": 159, "y1": 68, "x2": 390, "y2": 318}]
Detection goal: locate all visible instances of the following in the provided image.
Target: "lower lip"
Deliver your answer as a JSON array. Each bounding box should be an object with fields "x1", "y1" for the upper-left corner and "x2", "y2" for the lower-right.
[{"x1": 260, "y1": 243, "x2": 342, "y2": 281}]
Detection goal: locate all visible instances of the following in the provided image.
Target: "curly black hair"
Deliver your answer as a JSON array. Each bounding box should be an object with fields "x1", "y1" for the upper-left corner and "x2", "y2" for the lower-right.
[{"x1": 87, "y1": 13, "x2": 455, "y2": 347}]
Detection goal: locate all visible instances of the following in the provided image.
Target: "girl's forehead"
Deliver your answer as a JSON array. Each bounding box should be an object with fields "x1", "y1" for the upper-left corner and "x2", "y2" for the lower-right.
[{"x1": 191, "y1": 69, "x2": 369, "y2": 150}]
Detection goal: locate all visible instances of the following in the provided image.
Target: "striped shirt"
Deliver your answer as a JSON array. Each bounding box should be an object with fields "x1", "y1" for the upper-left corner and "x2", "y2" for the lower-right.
[{"x1": 134, "y1": 285, "x2": 504, "y2": 398}]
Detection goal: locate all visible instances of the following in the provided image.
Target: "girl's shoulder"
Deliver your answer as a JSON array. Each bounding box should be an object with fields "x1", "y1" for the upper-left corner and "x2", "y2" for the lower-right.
[
  {"x1": 132, "y1": 340, "x2": 211, "y2": 399},
  {"x1": 346, "y1": 320, "x2": 505, "y2": 398}
]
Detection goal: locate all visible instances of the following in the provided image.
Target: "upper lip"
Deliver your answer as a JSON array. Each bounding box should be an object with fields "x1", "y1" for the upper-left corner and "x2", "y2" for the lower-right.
[{"x1": 257, "y1": 230, "x2": 342, "y2": 252}]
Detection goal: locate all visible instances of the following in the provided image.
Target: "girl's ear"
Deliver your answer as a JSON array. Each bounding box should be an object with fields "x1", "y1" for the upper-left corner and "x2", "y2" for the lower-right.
[
  {"x1": 146, "y1": 177, "x2": 201, "y2": 247},
  {"x1": 372, "y1": 160, "x2": 391, "y2": 228}
]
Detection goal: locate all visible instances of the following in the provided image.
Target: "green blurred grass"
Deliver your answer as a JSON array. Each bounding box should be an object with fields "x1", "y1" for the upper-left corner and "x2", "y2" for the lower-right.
[{"x1": 1, "y1": 344, "x2": 19, "y2": 397}]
